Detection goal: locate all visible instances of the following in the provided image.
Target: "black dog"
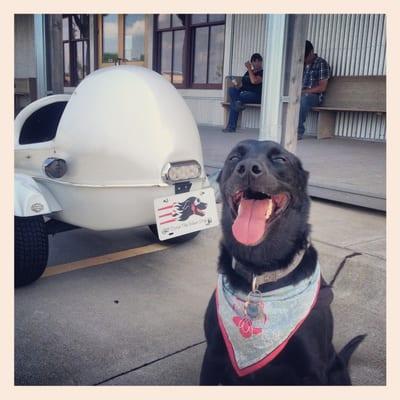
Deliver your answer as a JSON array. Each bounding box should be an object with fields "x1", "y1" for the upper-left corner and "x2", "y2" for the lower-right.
[
  {"x1": 174, "y1": 197, "x2": 207, "y2": 221},
  {"x1": 200, "y1": 140, "x2": 364, "y2": 385}
]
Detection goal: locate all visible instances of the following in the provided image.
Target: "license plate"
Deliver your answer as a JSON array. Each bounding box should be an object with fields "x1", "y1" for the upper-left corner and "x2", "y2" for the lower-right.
[{"x1": 153, "y1": 187, "x2": 219, "y2": 241}]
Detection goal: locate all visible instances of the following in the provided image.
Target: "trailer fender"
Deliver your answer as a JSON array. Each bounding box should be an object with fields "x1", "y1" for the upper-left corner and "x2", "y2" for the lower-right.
[{"x1": 15, "y1": 174, "x2": 62, "y2": 217}]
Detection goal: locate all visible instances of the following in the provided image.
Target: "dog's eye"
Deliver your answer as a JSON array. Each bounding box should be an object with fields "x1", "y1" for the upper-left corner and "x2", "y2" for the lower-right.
[
  {"x1": 229, "y1": 155, "x2": 240, "y2": 162},
  {"x1": 272, "y1": 156, "x2": 287, "y2": 164}
]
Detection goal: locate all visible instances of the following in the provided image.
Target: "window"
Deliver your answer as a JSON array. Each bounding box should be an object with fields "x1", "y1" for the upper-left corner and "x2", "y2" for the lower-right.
[
  {"x1": 155, "y1": 14, "x2": 186, "y2": 86},
  {"x1": 19, "y1": 102, "x2": 68, "y2": 145},
  {"x1": 124, "y1": 15, "x2": 145, "y2": 62},
  {"x1": 101, "y1": 14, "x2": 118, "y2": 64},
  {"x1": 154, "y1": 14, "x2": 225, "y2": 89},
  {"x1": 99, "y1": 14, "x2": 146, "y2": 67},
  {"x1": 62, "y1": 14, "x2": 90, "y2": 87}
]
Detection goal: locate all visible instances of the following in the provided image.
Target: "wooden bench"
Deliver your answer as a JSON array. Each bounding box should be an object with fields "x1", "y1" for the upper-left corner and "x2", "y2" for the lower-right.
[
  {"x1": 14, "y1": 78, "x2": 37, "y2": 116},
  {"x1": 221, "y1": 76, "x2": 261, "y2": 128},
  {"x1": 311, "y1": 75, "x2": 386, "y2": 139}
]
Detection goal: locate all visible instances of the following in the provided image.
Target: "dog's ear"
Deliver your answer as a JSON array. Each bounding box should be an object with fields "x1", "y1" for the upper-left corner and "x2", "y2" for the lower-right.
[
  {"x1": 216, "y1": 169, "x2": 222, "y2": 183},
  {"x1": 207, "y1": 169, "x2": 223, "y2": 203},
  {"x1": 208, "y1": 169, "x2": 222, "y2": 189},
  {"x1": 303, "y1": 169, "x2": 309, "y2": 183},
  {"x1": 294, "y1": 157, "x2": 309, "y2": 189}
]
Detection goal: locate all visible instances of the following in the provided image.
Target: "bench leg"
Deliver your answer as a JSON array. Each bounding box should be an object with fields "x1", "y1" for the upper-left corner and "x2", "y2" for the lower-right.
[{"x1": 317, "y1": 111, "x2": 336, "y2": 139}]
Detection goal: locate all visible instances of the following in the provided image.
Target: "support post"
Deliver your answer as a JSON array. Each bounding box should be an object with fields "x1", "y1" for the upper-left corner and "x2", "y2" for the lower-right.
[
  {"x1": 281, "y1": 14, "x2": 309, "y2": 152},
  {"x1": 33, "y1": 14, "x2": 47, "y2": 98},
  {"x1": 317, "y1": 111, "x2": 335, "y2": 139},
  {"x1": 258, "y1": 14, "x2": 287, "y2": 143},
  {"x1": 47, "y1": 14, "x2": 64, "y2": 94}
]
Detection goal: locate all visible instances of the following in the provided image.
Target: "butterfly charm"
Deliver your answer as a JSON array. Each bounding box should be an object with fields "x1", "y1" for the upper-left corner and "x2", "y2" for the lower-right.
[{"x1": 232, "y1": 316, "x2": 263, "y2": 339}]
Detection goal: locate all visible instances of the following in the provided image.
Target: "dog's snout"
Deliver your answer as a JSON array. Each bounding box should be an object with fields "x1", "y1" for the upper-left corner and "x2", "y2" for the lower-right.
[
  {"x1": 251, "y1": 163, "x2": 262, "y2": 176},
  {"x1": 235, "y1": 160, "x2": 264, "y2": 178},
  {"x1": 236, "y1": 163, "x2": 246, "y2": 176}
]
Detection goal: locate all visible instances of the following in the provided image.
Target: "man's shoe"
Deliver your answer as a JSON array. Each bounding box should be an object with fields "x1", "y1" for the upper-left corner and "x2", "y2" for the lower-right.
[{"x1": 222, "y1": 127, "x2": 236, "y2": 133}]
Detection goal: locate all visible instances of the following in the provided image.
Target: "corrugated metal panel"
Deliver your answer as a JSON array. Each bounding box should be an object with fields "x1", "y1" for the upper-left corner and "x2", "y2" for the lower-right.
[
  {"x1": 335, "y1": 112, "x2": 386, "y2": 141},
  {"x1": 182, "y1": 96, "x2": 224, "y2": 126},
  {"x1": 15, "y1": 15, "x2": 37, "y2": 78},
  {"x1": 306, "y1": 14, "x2": 386, "y2": 141},
  {"x1": 231, "y1": 14, "x2": 267, "y2": 129}
]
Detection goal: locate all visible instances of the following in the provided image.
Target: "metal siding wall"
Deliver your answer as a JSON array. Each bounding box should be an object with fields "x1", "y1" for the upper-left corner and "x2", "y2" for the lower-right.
[
  {"x1": 306, "y1": 14, "x2": 386, "y2": 141},
  {"x1": 15, "y1": 14, "x2": 37, "y2": 78},
  {"x1": 231, "y1": 14, "x2": 268, "y2": 129},
  {"x1": 182, "y1": 96, "x2": 224, "y2": 126}
]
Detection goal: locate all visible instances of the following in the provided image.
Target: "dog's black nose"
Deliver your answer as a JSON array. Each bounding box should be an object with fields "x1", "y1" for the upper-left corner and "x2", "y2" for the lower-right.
[{"x1": 235, "y1": 160, "x2": 264, "y2": 178}]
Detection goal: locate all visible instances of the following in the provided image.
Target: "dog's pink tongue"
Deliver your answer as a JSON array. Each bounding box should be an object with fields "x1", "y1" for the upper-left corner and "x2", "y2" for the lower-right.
[{"x1": 232, "y1": 198, "x2": 268, "y2": 246}]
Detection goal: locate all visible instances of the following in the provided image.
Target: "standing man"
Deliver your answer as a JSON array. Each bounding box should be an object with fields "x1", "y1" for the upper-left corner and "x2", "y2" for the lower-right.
[
  {"x1": 298, "y1": 40, "x2": 331, "y2": 140},
  {"x1": 222, "y1": 53, "x2": 263, "y2": 133}
]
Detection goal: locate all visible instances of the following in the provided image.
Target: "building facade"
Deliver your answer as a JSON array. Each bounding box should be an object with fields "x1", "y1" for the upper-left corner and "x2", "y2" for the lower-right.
[{"x1": 14, "y1": 13, "x2": 386, "y2": 141}]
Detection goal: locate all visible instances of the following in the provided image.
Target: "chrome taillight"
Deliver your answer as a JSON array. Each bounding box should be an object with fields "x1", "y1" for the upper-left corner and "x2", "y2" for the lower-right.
[
  {"x1": 162, "y1": 161, "x2": 202, "y2": 183},
  {"x1": 43, "y1": 157, "x2": 67, "y2": 179}
]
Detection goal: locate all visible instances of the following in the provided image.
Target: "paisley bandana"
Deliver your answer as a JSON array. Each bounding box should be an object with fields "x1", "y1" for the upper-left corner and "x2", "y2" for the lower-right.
[{"x1": 216, "y1": 262, "x2": 321, "y2": 377}]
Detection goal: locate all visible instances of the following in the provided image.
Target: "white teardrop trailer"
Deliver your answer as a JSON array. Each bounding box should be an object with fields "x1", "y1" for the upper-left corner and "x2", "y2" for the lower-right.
[{"x1": 14, "y1": 66, "x2": 218, "y2": 287}]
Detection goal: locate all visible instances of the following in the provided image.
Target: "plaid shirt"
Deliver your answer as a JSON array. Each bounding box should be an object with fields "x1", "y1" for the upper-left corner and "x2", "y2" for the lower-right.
[{"x1": 302, "y1": 54, "x2": 331, "y2": 91}]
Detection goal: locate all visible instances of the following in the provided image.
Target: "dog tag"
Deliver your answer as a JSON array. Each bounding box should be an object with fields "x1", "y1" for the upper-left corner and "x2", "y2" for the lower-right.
[
  {"x1": 244, "y1": 290, "x2": 263, "y2": 320},
  {"x1": 246, "y1": 302, "x2": 261, "y2": 319}
]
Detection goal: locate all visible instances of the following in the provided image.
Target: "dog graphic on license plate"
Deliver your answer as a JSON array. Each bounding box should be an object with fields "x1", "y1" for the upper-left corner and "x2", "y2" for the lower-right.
[{"x1": 154, "y1": 188, "x2": 219, "y2": 240}]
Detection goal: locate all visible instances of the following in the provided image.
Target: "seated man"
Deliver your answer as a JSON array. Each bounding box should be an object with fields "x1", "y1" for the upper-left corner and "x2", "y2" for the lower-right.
[
  {"x1": 298, "y1": 40, "x2": 331, "y2": 140},
  {"x1": 222, "y1": 53, "x2": 263, "y2": 133}
]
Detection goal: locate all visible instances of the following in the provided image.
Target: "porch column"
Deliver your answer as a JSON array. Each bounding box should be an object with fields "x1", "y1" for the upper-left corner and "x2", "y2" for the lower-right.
[
  {"x1": 281, "y1": 14, "x2": 309, "y2": 152},
  {"x1": 258, "y1": 14, "x2": 287, "y2": 143},
  {"x1": 33, "y1": 15, "x2": 47, "y2": 98},
  {"x1": 259, "y1": 14, "x2": 309, "y2": 152},
  {"x1": 47, "y1": 14, "x2": 64, "y2": 94}
]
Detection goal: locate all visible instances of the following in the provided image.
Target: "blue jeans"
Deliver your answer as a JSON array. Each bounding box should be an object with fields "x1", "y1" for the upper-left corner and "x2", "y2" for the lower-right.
[
  {"x1": 298, "y1": 93, "x2": 322, "y2": 137},
  {"x1": 227, "y1": 87, "x2": 261, "y2": 130}
]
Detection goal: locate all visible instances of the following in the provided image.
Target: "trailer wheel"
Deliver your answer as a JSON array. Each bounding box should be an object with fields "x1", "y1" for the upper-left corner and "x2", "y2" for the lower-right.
[
  {"x1": 15, "y1": 216, "x2": 49, "y2": 287},
  {"x1": 148, "y1": 224, "x2": 200, "y2": 244}
]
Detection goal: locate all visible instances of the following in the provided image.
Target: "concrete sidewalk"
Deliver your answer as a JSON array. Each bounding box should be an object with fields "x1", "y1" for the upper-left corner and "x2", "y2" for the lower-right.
[
  {"x1": 14, "y1": 204, "x2": 386, "y2": 386},
  {"x1": 199, "y1": 125, "x2": 386, "y2": 210},
  {"x1": 308, "y1": 202, "x2": 386, "y2": 385}
]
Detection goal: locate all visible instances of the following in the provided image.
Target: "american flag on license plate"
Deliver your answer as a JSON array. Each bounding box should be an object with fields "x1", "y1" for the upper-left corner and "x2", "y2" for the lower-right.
[{"x1": 156, "y1": 202, "x2": 178, "y2": 225}]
